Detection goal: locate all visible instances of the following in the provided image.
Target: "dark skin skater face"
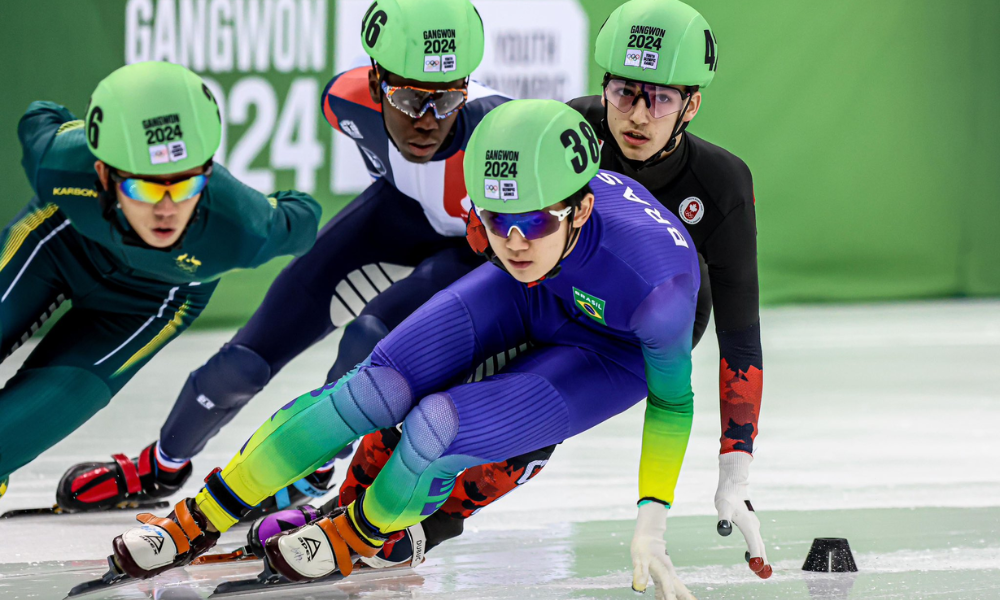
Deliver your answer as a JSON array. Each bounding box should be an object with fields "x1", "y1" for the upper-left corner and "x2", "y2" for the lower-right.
[{"x1": 367, "y1": 68, "x2": 466, "y2": 164}]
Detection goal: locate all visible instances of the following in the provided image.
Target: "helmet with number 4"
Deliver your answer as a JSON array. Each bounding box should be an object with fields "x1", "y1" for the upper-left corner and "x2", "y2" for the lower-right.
[
  {"x1": 595, "y1": 0, "x2": 718, "y2": 88},
  {"x1": 465, "y1": 99, "x2": 601, "y2": 214},
  {"x1": 360, "y1": 0, "x2": 485, "y2": 82},
  {"x1": 85, "y1": 61, "x2": 222, "y2": 176}
]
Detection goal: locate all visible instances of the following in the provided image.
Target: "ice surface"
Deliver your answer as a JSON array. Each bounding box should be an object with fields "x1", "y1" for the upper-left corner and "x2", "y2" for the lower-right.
[{"x1": 1, "y1": 300, "x2": 997, "y2": 599}]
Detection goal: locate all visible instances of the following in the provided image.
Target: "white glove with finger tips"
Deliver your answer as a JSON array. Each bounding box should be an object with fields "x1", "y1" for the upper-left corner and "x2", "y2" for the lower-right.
[
  {"x1": 715, "y1": 452, "x2": 772, "y2": 578},
  {"x1": 630, "y1": 502, "x2": 697, "y2": 600}
]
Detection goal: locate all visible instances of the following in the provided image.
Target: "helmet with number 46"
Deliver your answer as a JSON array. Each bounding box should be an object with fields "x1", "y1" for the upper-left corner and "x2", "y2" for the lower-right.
[{"x1": 360, "y1": 0, "x2": 485, "y2": 82}]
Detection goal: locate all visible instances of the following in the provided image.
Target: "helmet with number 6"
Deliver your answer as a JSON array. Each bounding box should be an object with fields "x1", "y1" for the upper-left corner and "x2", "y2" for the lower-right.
[
  {"x1": 85, "y1": 61, "x2": 222, "y2": 176},
  {"x1": 359, "y1": 0, "x2": 485, "y2": 82},
  {"x1": 595, "y1": 0, "x2": 718, "y2": 88},
  {"x1": 465, "y1": 99, "x2": 601, "y2": 214}
]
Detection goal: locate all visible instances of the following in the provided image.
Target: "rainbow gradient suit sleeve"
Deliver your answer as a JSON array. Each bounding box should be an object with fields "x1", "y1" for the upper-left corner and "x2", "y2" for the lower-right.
[{"x1": 630, "y1": 274, "x2": 698, "y2": 507}]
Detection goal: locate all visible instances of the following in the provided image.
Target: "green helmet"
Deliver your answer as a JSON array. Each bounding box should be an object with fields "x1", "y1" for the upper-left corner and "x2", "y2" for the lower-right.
[
  {"x1": 360, "y1": 0, "x2": 485, "y2": 82},
  {"x1": 595, "y1": 0, "x2": 718, "y2": 88},
  {"x1": 85, "y1": 61, "x2": 222, "y2": 176},
  {"x1": 466, "y1": 99, "x2": 601, "y2": 214}
]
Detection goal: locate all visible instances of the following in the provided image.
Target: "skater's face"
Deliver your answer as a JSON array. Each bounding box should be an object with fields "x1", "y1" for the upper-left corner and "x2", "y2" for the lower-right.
[
  {"x1": 485, "y1": 194, "x2": 595, "y2": 283},
  {"x1": 602, "y1": 79, "x2": 701, "y2": 162},
  {"x1": 369, "y1": 68, "x2": 467, "y2": 164},
  {"x1": 95, "y1": 161, "x2": 207, "y2": 248}
]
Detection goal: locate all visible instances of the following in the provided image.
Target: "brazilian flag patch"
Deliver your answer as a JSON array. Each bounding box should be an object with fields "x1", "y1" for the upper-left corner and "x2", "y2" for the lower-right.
[{"x1": 573, "y1": 287, "x2": 607, "y2": 326}]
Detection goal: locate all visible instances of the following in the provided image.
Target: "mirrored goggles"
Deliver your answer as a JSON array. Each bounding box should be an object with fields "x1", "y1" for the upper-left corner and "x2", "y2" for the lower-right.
[
  {"x1": 604, "y1": 78, "x2": 689, "y2": 119},
  {"x1": 477, "y1": 206, "x2": 574, "y2": 241},
  {"x1": 380, "y1": 81, "x2": 468, "y2": 120},
  {"x1": 110, "y1": 168, "x2": 211, "y2": 204}
]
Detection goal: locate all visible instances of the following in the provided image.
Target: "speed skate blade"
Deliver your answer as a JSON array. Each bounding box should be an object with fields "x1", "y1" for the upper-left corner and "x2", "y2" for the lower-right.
[
  {"x1": 64, "y1": 557, "x2": 132, "y2": 598},
  {"x1": 190, "y1": 545, "x2": 258, "y2": 566},
  {"x1": 65, "y1": 546, "x2": 258, "y2": 598},
  {"x1": 209, "y1": 563, "x2": 413, "y2": 598},
  {"x1": 3, "y1": 500, "x2": 169, "y2": 519}
]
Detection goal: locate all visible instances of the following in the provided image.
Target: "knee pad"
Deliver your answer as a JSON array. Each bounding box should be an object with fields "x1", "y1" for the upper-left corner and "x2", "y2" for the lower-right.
[
  {"x1": 328, "y1": 315, "x2": 390, "y2": 383},
  {"x1": 397, "y1": 393, "x2": 460, "y2": 471},
  {"x1": 191, "y1": 344, "x2": 272, "y2": 410},
  {"x1": 331, "y1": 366, "x2": 413, "y2": 435}
]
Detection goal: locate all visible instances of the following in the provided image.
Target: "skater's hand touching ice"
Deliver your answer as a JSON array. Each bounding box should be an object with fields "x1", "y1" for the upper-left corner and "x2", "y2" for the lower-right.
[
  {"x1": 630, "y1": 502, "x2": 696, "y2": 600},
  {"x1": 715, "y1": 452, "x2": 772, "y2": 579}
]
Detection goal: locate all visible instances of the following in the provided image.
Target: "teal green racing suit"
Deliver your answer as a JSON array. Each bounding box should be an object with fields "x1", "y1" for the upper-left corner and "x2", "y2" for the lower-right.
[{"x1": 0, "y1": 102, "x2": 321, "y2": 486}]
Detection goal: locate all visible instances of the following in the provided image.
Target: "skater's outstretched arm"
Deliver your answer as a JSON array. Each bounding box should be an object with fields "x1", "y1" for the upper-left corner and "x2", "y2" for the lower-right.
[
  {"x1": 701, "y1": 172, "x2": 771, "y2": 579},
  {"x1": 629, "y1": 275, "x2": 698, "y2": 599},
  {"x1": 204, "y1": 164, "x2": 322, "y2": 269},
  {"x1": 18, "y1": 101, "x2": 78, "y2": 192},
  {"x1": 630, "y1": 275, "x2": 697, "y2": 508}
]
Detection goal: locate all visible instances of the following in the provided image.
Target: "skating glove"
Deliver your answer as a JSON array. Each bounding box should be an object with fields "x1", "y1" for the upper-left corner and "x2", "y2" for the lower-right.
[
  {"x1": 715, "y1": 451, "x2": 772, "y2": 578},
  {"x1": 630, "y1": 502, "x2": 696, "y2": 600}
]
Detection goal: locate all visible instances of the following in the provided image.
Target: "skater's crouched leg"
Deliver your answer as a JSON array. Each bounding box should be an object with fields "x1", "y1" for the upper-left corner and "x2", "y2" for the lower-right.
[
  {"x1": 260, "y1": 393, "x2": 471, "y2": 582},
  {"x1": 194, "y1": 365, "x2": 414, "y2": 531},
  {"x1": 158, "y1": 343, "x2": 272, "y2": 460},
  {"x1": 0, "y1": 366, "x2": 111, "y2": 484},
  {"x1": 57, "y1": 345, "x2": 271, "y2": 514},
  {"x1": 354, "y1": 365, "x2": 578, "y2": 549},
  {"x1": 327, "y1": 315, "x2": 390, "y2": 384},
  {"x1": 109, "y1": 365, "x2": 415, "y2": 579},
  {"x1": 356, "y1": 392, "x2": 483, "y2": 538}
]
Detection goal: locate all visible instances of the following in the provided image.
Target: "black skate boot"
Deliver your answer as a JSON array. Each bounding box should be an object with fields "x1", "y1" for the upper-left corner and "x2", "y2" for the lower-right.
[{"x1": 57, "y1": 442, "x2": 191, "y2": 512}]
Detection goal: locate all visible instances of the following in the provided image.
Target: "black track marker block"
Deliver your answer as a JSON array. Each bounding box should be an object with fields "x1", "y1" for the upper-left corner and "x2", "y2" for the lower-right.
[{"x1": 802, "y1": 538, "x2": 858, "y2": 572}]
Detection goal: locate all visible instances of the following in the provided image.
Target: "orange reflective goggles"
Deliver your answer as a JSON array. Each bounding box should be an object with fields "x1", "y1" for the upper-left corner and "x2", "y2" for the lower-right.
[{"x1": 380, "y1": 81, "x2": 468, "y2": 120}]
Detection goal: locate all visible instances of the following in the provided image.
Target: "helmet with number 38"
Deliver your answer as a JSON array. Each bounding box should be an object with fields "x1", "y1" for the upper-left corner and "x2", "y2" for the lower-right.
[
  {"x1": 85, "y1": 61, "x2": 222, "y2": 176},
  {"x1": 465, "y1": 99, "x2": 601, "y2": 214}
]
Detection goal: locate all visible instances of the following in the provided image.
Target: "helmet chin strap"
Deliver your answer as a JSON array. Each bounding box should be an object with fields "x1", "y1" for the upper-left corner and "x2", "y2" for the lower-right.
[
  {"x1": 600, "y1": 93, "x2": 692, "y2": 173},
  {"x1": 528, "y1": 207, "x2": 580, "y2": 287}
]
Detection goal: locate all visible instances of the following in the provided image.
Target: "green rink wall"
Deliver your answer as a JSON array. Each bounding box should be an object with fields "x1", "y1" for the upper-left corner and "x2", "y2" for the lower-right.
[{"x1": 1, "y1": 0, "x2": 996, "y2": 329}]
